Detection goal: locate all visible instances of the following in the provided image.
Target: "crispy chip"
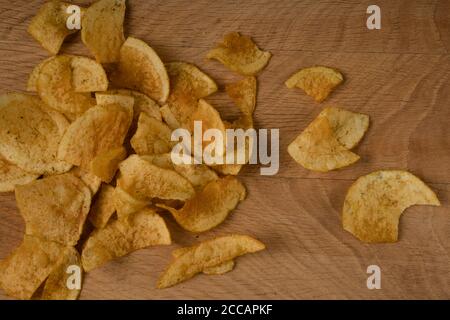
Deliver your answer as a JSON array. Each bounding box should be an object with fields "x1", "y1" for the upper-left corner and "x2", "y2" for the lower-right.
[
  {"x1": 28, "y1": 1, "x2": 79, "y2": 55},
  {"x1": 0, "y1": 235, "x2": 65, "y2": 299},
  {"x1": 285, "y1": 66, "x2": 343, "y2": 102},
  {"x1": 157, "y1": 176, "x2": 245, "y2": 233},
  {"x1": 160, "y1": 105, "x2": 181, "y2": 129},
  {"x1": 207, "y1": 32, "x2": 271, "y2": 76},
  {"x1": 81, "y1": 0, "x2": 125, "y2": 63},
  {"x1": 70, "y1": 166, "x2": 102, "y2": 196},
  {"x1": 58, "y1": 103, "x2": 132, "y2": 169},
  {"x1": 117, "y1": 155, "x2": 195, "y2": 201},
  {"x1": 171, "y1": 246, "x2": 234, "y2": 275},
  {"x1": 0, "y1": 156, "x2": 39, "y2": 193},
  {"x1": 41, "y1": 247, "x2": 82, "y2": 300},
  {"x1": 130, "y1": 114, "x2": 173, "y2": 155},
  {"x1": 113, "y1": 186, "x2": 148, "y2": 219},
  {"x1": 70, "y1": 56, "x2": 109, "y2": 92},
  {"x1": 111, "y1": 37, "x2": 169, "y2": 104},
  {"x1": 226, "y1": 76, "x2": 257, "y2": 115},
  {"x1": 158, "y1": 234, "x2": 265, "y2": 288},
  {"x1": 81, "y1": 208, "x2": 171, "y2": 271},
  {"x1": 89, "y1": 184, "x2": 116, "y2": 228},
  {"x1": 342, "y1": 170, "x2": 440, "y2": 243},
  {"x1": 0, "y1": 93, "x2": 72, "y2": 175},
  {"x1": 15, "y1": 173, "x2": 91, "y2": 246},
  {"x1": 90, "y1": 146, "x2": 127, "y2": 183},
  {"x1": 27, "y1": 57, "x2": 54, "y2": 92}
]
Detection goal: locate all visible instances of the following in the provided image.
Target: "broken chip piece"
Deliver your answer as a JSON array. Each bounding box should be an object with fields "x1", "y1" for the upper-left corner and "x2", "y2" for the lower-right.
[
  {"x1": 113, "y1": 186, "x2": 149, "y2": 219},
  {"x1": 226, "y1": 76, "x2": 257, "y2": 115},
  {"x1": 0, "y1": 156, "x2": 39, "y2": 193},
  {"x1": 171, "y1": 246, "x2": 235, "y2": 275},
  {"x1": 89, "y1": 184, "x2": 116, "y2": 229},
  {"x1": 90, "y1": 146, "x2": 127, "y2": 183},
  {"x1": 130, "y1": 114, "x2": 174, "y2": 155}
]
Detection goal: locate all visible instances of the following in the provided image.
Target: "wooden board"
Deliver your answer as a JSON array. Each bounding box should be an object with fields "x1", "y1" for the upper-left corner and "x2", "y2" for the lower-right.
[{"x1": 0, "y1": 0, "x2": 449, "y2": 299}]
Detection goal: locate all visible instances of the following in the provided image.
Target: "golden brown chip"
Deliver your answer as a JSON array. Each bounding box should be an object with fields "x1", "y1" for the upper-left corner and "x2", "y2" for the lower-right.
[
  {"x1": 41, "y1": 247, "x2": 82, "y2": 300},
  {"x1": 90, "y1": 146, "x2": 127, "y2": 183},
  {"x1": 113, "y1": 186, "x2": 149, "y2": 219},
  {"x1": 130, "y1": 114, "x2": 173, "y2": 156},
  {"x1": 117, "y1": 155, "x2": 195, "y2": 201},
  {"x1": 28, "y1": 1, "x2": 79, "y2": 55},
  {"x1": 81, "y1": 0, "x2": 125, "y2": 63},
  {"x1": 95, "y1": 92, "x2": 135, "y2": 111},
  {"x1": 81, "y1": 208, "x2": 171, "y2": 272},
  {"x1": 342, "y1": 170, "x2": 440, "y2": 243},
  {"x1": 207, "y1": 32, "x2": 271, "y2": 76},
  {"x1": 89, "y1": 184, "x2": 116, "y2": 228},
  {"x1": 158, "y1": 234, "x2": 265, "y2": 288},
  {"x1": 15, "y1": 173, "x2": 91, "y2": 246},
  {"x1": 0, "y1": 156, "x2": 39, "y2": 193},
  {"x1": 0, "y1": 93, "x2": 72, "y2": 175},
  {"x1": 27, "y1": 57, "x2": 54, "y2": 92},
  {"x1": 0, "y1": 235, "x2": 65, "y2": 300},
  {"x1": 111, "y1": 37, "x2": 169, "y2": 104},
  {"x1": 70, "y1": 166, "x2": 102, "y2": 196},
  {"x1": 171, "y1": 247, "x2": 234, "y2": 275},
  {"x1": 58, "y1": 103, "x2": 132, "y2": 169},
  {"x1": 70, "y1": 56, "x2": 109, "y2": 92},
  {"x1": 285, "y1": 66, "x2": 343, "y2": 102},
  {"x1": 226, "y1": 76, "x2": 257, "y2": 115},
  {"x1": 160, "y1": 105, "x2": 181, "y2": 129},
  {"x1": 157, "y1": 176, "x2": 245, "y2": 233}
]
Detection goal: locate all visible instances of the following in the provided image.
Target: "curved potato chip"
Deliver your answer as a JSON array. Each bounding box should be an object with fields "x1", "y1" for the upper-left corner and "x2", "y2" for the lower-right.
[
  {"x1": 157, "y1": 176, "x2": 245, "y2": 233},
  {"x1": 0, "y1": 156, "x2": 39, "y2": 193},
  {"x1": 285, "y1": 66, "x2": 343, "y2": 103},
  {"x1": 81, "y1": 0, "x2": 125, "y2": 63},
  {"x1": 131, "y1": 114, "x2": 173, "y2": 155},
  {"x1": 112, "y1": 37, "x2": 169, "y2": 104},
  {"x1": 117, "y1": 155, "x2": 195, "y2": 201},
  {"x1": 41, "y1": 247, "x2": 82, "y2": 300},
  {"x1": 89, "y1": 184, "x2": 116, "y2": 228},
  {"x1": 28, "y1": 1, "x2": 79, "y2": 55},
  {"x1": 70, "y1": 56, "x2": 109, "y2": 92},
  {"x1": 27, "y1": 57, "x2": 54, "y2": 92},
  {"x1": 107, "y1": 89, "x2": 162, "y2": 122},
  {"x1": 113, "y1": 186, "x2": 148, "y2": 219},
  {"x1": 342, "y1": 170, "x2": 440, "y2": 243},
  {"x1": 58, "y1": 103, "x2": 132, "y2": 168},
  {"x1": 15, "y1": 173, "x2": 92, "y2": 246},
  {"x1": 157, "y1": 234, "x2": 265, "y2": 288},
  {"x1": 0, "y1": 93, "x2": 72, "y2": 175},
  {"x1": 171, "y1": 246, "x2": 234, "y2": 275},
  {"x1": 207, "y1": 32, "x2": 271, "y2": 76},
  {"x1": 90, "y1": 146, "x2": 127, "y2": 183},
  {"x1": 160, "y1": 105, "x2": 181, "y2": 129},
  {"x1": 81, "y1": 208, "x2": 171, "y2": 272},
  {"x1": 70, "y1": 166, "x2": 102, "y2": 196},
  {"x1": 226, "y1": 76, "x2": 257, "y2": 115},
  {"x1": 0, "y1": 235, "x2": 65, "y2": 300}
]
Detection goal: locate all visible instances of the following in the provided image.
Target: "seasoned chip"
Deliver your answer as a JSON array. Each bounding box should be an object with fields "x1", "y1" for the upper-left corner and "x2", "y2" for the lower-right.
[
  {"x1": 226, "y1": 76, "x2": 257, "y2": 115},
  {"x1": 95, "y1": 92, "x2": 135, "y2": 111},
  {"x1": 113, "y1": 186, "x2": 148, "y2": 219},
  {"x1": 28, "y1": 1, "x2": 79, "y2": 55},
  {"x1": 158, "y1": 234, "x2": 265, "y2": 288},
  {"x1": 117, "y1": 155, "x2": 195, "y2": 201},
  {"x1": 15, "y1": 173, "x2": 91, "y2": 246},
  {"x1": 171, "y1": 247, "x2": 234, "y2": 275},
  {"x1": 90, "y1": 146, "x2": 127, "y2": 183},
  {"x1": 81, "y1": 208, "x2": 171, "y2": 271},
  {"x1": 70, "y1": 56, "x2": 109, "y2": 92},
  {"x1": 0, "y1": 235, "x2": 65, "y2": 300},
  {"x1": 89, "y1": 184, "x2": 116, "y2": 228},
  {"x1": 41, "y1": 247, "x2": 82, "y2": 300},
  {"x1": 207, "y1": 32, "x2": 271, "y2": 76},
  {"x1": 160, "y1": 105, "x2": 181, "y2": 129},
  {"x1": 342, "y1": 170, "x2": 440, "y2": 243},
  {"x1": 58, "y1": 103, "x2": 132, "y2": 169},
  {"x1": 0, "y1": 93, "x2": 72, "y2": 175},
  {"x1": 111, "y1": 37, "x2": 169, "y2": 104},
  {"x1": 27, "y1": 57, "x2": 54, "y2": 92},
  {"x1": 70, "y1": 166, "x2": 102, "y2": 196},
  {"x1": 157, "y1": 176, "x2": 245, "y2": 233},
  {"x1": 285, "y1": 66, "x2": 343, "y2": 103},
  {"x1": 0, "y1": 156, "x2": 39, "y2": 193},
  {"x1": 81, "y1": 0, "x2": 125, "y2": 63},
  {"x1": 131, "y1": 114, "x2": 173, "y2": 155}
]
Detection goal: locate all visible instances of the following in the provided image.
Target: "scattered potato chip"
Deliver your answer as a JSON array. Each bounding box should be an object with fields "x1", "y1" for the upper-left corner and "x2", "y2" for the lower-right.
[
  {"x1": 171, "y1": 246, "x2": 235, "y2": 275},
  {"x1": 90, "y1": 146, "x2": 127, "y2": 183},
  {"x1": 28, "y1": 1, "x2": 79, "y2": 55},
  {"x1": 342, "y1": 170, "x2": 440, "y2": 243},
  {"x1": 226, "y1": 76, "x2": 257, "y2": 115},
  {"x1": 285, "y1": 66, "x2": 343, "y2": 102},
  {"x1": 95, "y1": 92, "x2": 135, "y2": 111},
  {"x1": 207, "y1": 32, "x2": 271, "y2": 76},
  {"x1": 41, "y1": 247, "x2": 82, "y2": 300},
  {"x1": 160, "y1": 105, "x2": 181, "y2": 129},
  {"x1": 15, "y1": 173, "x2": 91, "y2": 245},
  {"x1": 81, "y1": 0, "x2": 125, "y2": 63},
  {"x1": 70, "y1": 56, "x2": 109, "y2": 92},
  {"x1": 112, "y1": 37, "x2": 169, "y2": 104},
  {"x1": 70, "y1": 166, "x2": 102, "y2": 196},
  {"x1": 158, "y1": 234, "x2": 265, "y2": 288},
  {"x1": 58, "y1": 103, "x2": 132, "y2": 169},
  {"x1": 0, "y1": 93, "x2": 72, "y2": 175},
  {"x1": 27, "y1": 57, "x2": 54, "y2": 92},
  {"x1": 131, "y1": 114, "x2": 173, "y2": 155},
  {"x1": 0, "y1": 235, "x2": 65, "y2": 299},
  {"x1": 81, "y1": 208, "x2": 171, "y2": 271},
  {"x1": 113, "y1": 186, "x2": 148, "y2": 219},
  {"x1": 0, "y1": 156, "x2": 39, "y2": 193},
  {"x1": 117, "y1": 155, "x2": 195, "y2": 201},
  {"x1": 89, "y1": 184, "x2": 116, "y2": 228},
  {"x1": 157, "y1": 176, "x2": 245, "y2": 233}
]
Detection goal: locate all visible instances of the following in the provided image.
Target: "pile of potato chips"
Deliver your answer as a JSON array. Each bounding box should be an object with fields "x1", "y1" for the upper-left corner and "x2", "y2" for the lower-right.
[{"x1": 0, "y1": 0, "x2": 269, "y2": 299}]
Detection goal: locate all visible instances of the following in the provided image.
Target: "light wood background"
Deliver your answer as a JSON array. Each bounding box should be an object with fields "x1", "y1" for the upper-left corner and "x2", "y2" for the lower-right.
[{"x1": 1, "y1": 0, "x2": 449, "y2": 299}]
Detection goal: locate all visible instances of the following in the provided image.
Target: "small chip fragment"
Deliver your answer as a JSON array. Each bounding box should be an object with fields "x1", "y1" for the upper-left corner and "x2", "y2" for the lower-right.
[
  {"x1": 131, "y1": 114, "x2": 173, "y2": 155},
  {"x1": 90, "y1": 146, "x2": 127, "y2": 183},
  {"x1": 89, "y1": 184, "x2": 116, "y2": 228},
  {"x1": 226, "y1": 76, "x2": 257, "y2": 115}
]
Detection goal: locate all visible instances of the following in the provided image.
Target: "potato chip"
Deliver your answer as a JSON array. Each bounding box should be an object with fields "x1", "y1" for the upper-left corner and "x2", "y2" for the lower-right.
[
  {"x1": 70, "y1": 166, "x2": 102, "y2": 196},
  {"x1": 15, "y1": 173, "x2": 91, "y2": 246},
  {"x1": 131, "y1": 114, "x2": 173, "y2": 155},
  {"x1": 81, "y1": 0, "x2": 125, "y2": 63},
  {"x1": 160, "y1": 105, "x2": 181, "y2": 129},
  {"x1": 157, "y1": 176, "x2": 245, "y2": 233},
  {"x1": 111, "y1": 37, "x2": 169, "y2": 104},
  {"x1": 157, "y1": 234, "x2": 265, "y2": 288},
  {"x1": 90, "y1": 146, "x2": 127, "y2": 183},
  {"x1": 89, "y1": 184, "x2": 116, "y2": 228},
  {"x1": 342, "y1": 170, "x2": 440, "y2": 243},
  {"x1": 70, "y1": 56, "x2": 109, "y2": 92},
  {"x1": 226, "y1": 76, "x2": 257, "y2": 115},
  {"x1": 81, "y1": 208, "x2": 171, "y2": 271},
  {"x1": 0, "y1": 156, "x2": 39, "y2": 193},
  {"x1": 113, "y1": 186, "x2": 148, "y2": 219},
  {"x1": 41, "y1": 247, "x2": 82, "y2": 300},
  {"x1": 0, "y1": 93, "x2": 72, "y2": 175},
  {"x1": 0, "y1": 235, "x2": 65, "y2": 300},
  {"x1": 171, "y1": 246, "x2": 234, "y2": 275},
  {"x1": 117, "y1": 155, "x2": 195, "y2": 201},
  {"x1": 207, "y1": 32, "x2": 271, "y2": 76},
  {"x1": 95, "y1": 92, "x2": 135, "y2": 110},
  {"x1": 27, "y1": 57, "x2": 54, "y2": 92},
  {"x1": 58, "y1": 103, "x2": 132, "y2": 169},
  {"x1": 285, "y1": 66, "x2": 343, "y2": 103},
  {"x1": 28, "y1": 1, "x2": 79, "y2": 55}
]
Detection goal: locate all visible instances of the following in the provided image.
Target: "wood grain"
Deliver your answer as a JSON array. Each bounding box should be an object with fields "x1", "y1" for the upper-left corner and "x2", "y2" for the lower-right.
[{"x1": 0, "y1": 0, "x2": 449, "y2": 299}]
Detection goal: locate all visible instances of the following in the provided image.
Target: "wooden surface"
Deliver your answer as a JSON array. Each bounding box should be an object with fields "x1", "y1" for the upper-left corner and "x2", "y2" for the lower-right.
[{"x1": 1, "y1": 0, "x2": 450, "y2": 299}]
